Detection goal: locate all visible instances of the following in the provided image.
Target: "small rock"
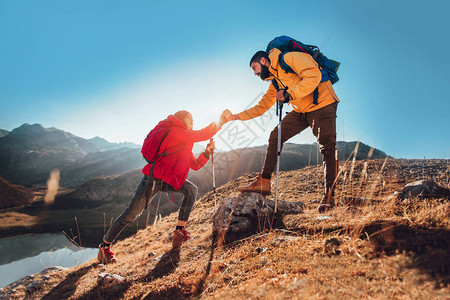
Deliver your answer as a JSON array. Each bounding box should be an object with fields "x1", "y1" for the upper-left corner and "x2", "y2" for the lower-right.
[
  {"x1": 317, "y1": 215, "x2": 332, "y2": 220},
  {"x1": 309, "y1": 199, "x2": 320, "y2": 204},
  {"x1": 271, "y1": 236, "x2": 300, "y2": 246},
  {"x1": 0, "y1": 288, "x2": 17, "y2": 300},
  {"x1": 256, "y1": 247, "x2": 268, "y2": 254},
  {"x1": 25, "y1": 280, "x2": 44, "y2": 293},
  {"x1": 259, "y1": 256, "x2": 271, "y2": 265},
  {"x1": 152, "y1": 255, "x2": 163, "y2": 262},
  {"x1": 40, "y1": 266, "x2": 68, "y2": 275},
  {"x1": 97, "y1": 273, "x2": 125, "y2": 286},
  {"x1": 292, "y1": 278, "x2": 308, "y2": 288},
  {"x1": 324, "y1": 238, "x2": 341, "y2": 255}
]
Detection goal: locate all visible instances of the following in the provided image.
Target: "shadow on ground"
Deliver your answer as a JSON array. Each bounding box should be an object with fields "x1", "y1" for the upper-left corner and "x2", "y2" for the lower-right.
[
  {"x1": 360, "y1": 221, "x2": 450, "y2": 286},
  {"x1": 41, "y1": 265, "x2": 94, "y2": 300},
  {"x1": 141, "y1": 248, "x2": 183, "y2": 299}
]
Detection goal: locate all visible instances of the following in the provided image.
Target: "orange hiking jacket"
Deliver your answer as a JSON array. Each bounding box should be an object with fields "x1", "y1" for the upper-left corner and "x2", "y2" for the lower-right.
[{"x1": 238, "y1": 48, "x2": 339, "y2": 121}]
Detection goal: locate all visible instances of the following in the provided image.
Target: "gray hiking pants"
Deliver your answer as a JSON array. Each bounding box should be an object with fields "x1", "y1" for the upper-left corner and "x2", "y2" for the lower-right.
[{"x1": 103, "y1": 175, "x2": 198, "y2": 244}]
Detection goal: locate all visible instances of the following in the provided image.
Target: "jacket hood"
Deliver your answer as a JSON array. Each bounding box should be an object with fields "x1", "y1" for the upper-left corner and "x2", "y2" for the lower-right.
[{"x1": 165, "y1": 115, "x2": 187, "y2": 129}]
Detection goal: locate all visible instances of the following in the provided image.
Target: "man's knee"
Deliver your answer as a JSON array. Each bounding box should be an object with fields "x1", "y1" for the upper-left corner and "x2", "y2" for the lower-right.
[
  {"x1": 318, "y1": 131, "x2": 336, "y2": 155},
  {"x1": 268, "y1": 127, "x2": 278, "y2": 144}
]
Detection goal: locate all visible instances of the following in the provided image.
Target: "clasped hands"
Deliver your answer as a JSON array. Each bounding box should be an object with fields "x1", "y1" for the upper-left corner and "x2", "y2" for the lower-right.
[{"x1": 218, "y1": 109, "x2": 240, "y2": 126}]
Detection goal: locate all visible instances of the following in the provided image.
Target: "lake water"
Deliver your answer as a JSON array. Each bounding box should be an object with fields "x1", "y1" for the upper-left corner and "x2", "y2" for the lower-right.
[{"x1": 0, "y1": 233, "x2": 97, "y2": 288}]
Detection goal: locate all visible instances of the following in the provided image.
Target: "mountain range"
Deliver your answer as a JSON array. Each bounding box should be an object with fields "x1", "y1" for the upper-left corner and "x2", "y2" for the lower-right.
[
  {"x1": 0, "y1": 123, "x2": 142, "y2": 187},
  {"x1": 0, "y1": 123, "x2": 388, "y2": 214}
]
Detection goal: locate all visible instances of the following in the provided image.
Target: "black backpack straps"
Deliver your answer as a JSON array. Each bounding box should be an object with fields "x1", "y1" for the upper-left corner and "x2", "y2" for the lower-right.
[
  {"x1": 313, "y1": 88, "x2": 319, "y2": 105},
  {"x1": 278, "y1": 52, "x2": 295, "y2": 74},
  {"x1": 278, "y1": 52, "x2": 320, "y2": 105}
]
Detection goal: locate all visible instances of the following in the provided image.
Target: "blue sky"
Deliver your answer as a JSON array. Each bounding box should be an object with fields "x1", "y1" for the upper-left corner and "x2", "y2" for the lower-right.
[{"x1": 1, "y1": 0, "x2": 449, "y2": 158}]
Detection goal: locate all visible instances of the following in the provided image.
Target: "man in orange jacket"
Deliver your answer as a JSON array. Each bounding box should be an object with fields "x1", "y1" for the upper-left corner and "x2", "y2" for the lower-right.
[{"x1": 227, "y1": 48, "x2": 340, "y2": 213}]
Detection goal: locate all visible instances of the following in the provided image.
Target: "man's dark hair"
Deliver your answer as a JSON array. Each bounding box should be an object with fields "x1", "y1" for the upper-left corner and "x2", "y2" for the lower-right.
[{"x1": 249, "y1": 51, "x2": 270, "y2": 67}]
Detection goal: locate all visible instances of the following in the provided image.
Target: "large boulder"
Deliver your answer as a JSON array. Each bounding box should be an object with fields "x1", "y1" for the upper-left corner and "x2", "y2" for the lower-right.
[
  {"x1": 212, "y1": 192, "x2": 303, "y2": 245},
  {"x1": 397, "y1": 180, "x2": 450, "y2": 200}
]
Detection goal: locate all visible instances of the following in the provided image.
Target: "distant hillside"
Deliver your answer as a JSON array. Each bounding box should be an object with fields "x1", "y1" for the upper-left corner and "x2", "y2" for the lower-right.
[
  {"x1": 0, "y1": 177, "x2": 34, "y2": 210},
  {"x1": 58, "y1": 148, "x2": 145, "y2": 188},
  {"x1": 189, "y1": 141, "x2": 388, "y2": 192},
  {"x1": 0, "y1": 124, "x2": 143, "y2": 187},
  {"x1": 54, "y1": 141, "x2": 387, "y2": 217},
  {"x1": 0, "y1": 129, "x2": 9, "y2": 137},
  {"x1": 88, "y1": 136, "x2": 140, "y2": 151}
]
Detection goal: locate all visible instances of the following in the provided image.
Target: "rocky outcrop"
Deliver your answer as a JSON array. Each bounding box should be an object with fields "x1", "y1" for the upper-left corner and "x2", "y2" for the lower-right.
[
  {"x1": 397, "y1": 180, "x2": 450, "y2": 200},
  {"x1": 212, "y1": 192, "x2": 303, "y2": 245},
  {"x1": 0, "y1": 266, "x2": 68, "y2": 299},
  {"x1": 97, "y1": 273, "x2": 126, "y2": 285}
]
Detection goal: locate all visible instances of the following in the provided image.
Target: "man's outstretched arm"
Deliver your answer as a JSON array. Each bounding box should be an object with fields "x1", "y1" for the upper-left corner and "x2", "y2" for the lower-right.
[{"x1": 228, "y1": 83, "x2": 277, "y2": 121}]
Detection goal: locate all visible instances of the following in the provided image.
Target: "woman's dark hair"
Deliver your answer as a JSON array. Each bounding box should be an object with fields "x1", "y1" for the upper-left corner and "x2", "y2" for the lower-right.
[{"x1": 249, "y1": 51, "x2": 270, "y2": 67}]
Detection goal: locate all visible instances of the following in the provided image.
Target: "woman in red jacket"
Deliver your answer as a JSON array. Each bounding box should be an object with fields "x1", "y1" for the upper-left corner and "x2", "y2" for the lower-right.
[{"x1": 98, "y1": 110, "x2": 230, "y2": 264}]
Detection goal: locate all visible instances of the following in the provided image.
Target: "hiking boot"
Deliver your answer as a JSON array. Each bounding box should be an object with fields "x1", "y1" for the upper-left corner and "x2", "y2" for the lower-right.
[
  {"x1": 318, "y1": 193, "x2": 336, "y2": 213},
  {"x1": 238, "y1": 173, "x2": 271, "y2": 195},
  {"x1": 98, "y1": 243, "x2": 117, "y2": 264},
  {"x1": 172, "y1": 228, "x2": 190, "y2": 249}
]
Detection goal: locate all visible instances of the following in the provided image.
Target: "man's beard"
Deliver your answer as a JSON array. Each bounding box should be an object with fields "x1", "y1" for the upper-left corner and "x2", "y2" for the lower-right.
[{"x1": 259, "y1": 64, "x2": 271, "y2": 80}]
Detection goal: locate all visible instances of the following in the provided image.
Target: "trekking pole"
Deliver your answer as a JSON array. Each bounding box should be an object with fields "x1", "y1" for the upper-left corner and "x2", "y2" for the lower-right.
[
  {"x1": 271, "y1": 79, "x2": 290, "y2": 215},
  {"x1": 210, "y1": 138, "x2": 217, "y2": 208}
]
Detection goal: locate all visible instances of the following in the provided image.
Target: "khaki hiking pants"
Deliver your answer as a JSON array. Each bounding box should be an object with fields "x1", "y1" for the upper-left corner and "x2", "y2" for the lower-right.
[{"x1": 262, "y1": 102, "x2": 338, "y2": 195}]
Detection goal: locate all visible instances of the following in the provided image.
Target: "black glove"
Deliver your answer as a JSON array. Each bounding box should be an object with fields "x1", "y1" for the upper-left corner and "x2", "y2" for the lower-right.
[{"x1": 280, "y1": 89, "x2": 292, "y2": 103}]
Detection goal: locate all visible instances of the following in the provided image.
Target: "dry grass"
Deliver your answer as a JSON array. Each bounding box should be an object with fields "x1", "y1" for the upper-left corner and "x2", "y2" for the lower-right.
[
  {"x1": 8, "y1": 158, "x2": 449, "y2": 299},
  {"x1": 0, "y1": 212, "x2": 39, "y2": 228}
]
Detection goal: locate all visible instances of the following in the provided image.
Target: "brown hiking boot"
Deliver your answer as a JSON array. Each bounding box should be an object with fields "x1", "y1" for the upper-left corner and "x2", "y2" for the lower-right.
[
  {"x1": 98, "y1": 243, "x2": 117, "y2": 264},
  {"x1": 238, "y1": 173, "x2": 271, "y2": 195},
  {"x1": 172, "y1": 228, "x2": 190, "y2": 249},
  {"x1": 318, "y1": 193, "x2": 336, "y2": 213}
]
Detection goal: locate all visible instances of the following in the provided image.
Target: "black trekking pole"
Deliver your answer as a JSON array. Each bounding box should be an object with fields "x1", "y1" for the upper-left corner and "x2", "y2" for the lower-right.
[
  {"x1": 210, "y1": 138, "x2": 217, "y2": 208},
  {"x1": 271, "y1": 79, "x2": 290, "y2": 216}
]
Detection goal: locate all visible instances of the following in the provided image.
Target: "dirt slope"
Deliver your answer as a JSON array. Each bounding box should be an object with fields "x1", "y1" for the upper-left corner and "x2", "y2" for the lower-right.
[{"x1": 5, "y1": 158, "x2": 450, "y2": 299}]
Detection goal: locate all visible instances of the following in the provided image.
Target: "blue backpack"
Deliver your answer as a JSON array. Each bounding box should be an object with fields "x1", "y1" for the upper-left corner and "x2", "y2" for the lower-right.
[{"x1": 266, "y1": 35, "x2": 340, "y2": 104}]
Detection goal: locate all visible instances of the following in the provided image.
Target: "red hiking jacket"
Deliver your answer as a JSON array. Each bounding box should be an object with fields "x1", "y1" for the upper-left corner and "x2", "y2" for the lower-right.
[{"x1": 142, "y1": 115, "x2": 219, "y2": 190}]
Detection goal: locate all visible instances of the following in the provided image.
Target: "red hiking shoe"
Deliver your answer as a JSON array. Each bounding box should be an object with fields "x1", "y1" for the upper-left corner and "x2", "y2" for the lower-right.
[
  {"x1": 98, "y1": 243, "x2": 117, "y2": 264},
  {"x1": 172, "y1": 228, "x2": 190, "y2": 249}
]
